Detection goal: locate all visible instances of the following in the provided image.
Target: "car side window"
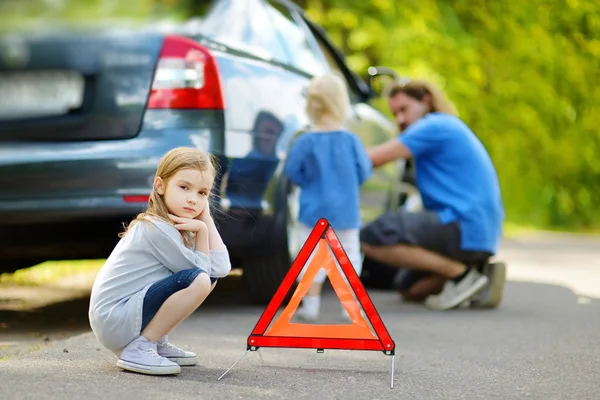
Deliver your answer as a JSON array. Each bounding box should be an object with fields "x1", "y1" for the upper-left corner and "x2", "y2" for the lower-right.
[{"x1": 266, "y1": 1, "x2": 326, "y2": 76}]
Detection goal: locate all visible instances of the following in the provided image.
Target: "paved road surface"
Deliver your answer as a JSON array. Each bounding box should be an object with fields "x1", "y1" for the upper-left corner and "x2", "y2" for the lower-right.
[{"x1": 1, "y1": 234, "x2": 599, "y2": 399}]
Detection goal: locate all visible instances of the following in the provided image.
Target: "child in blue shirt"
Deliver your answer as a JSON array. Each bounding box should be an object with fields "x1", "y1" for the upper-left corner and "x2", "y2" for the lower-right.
[{"x1": 284, "y1": 73, "x2": 372, "y2": 321}]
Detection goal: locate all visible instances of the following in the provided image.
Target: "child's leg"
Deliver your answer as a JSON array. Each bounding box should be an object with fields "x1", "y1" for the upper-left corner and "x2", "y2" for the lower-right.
[
  {"x1": 295, "y1": 223, "x2": 328, "y2": 288},
  {"x1": 296, "y1": 269, "x2": 327, "y2": 321},
  {"x1": 335, "y1": 229, "x2": 363, "y2": 319},
  {"x1": 295, "y1": 223, "x2": 327, "y2": 320},
  {"x1": 336, "y1": 228, "x2": 363, "y2": 279},
  {"x1": 141, "y1": 272, "x2": 212, "y2": 342}
]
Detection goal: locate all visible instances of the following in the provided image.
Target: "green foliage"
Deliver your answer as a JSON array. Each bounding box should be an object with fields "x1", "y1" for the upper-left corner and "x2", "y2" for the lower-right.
[{"x1": 301, "y1": 0, "x2": 600, "y2": 231}]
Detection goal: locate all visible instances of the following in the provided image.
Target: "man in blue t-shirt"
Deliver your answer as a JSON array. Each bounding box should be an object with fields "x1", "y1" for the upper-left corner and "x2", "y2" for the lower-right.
[{"x1": 360, "y1": 79, "x2": 506, "y2": 311}]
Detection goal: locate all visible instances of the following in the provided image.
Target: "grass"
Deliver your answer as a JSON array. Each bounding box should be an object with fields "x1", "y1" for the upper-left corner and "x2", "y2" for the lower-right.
[{"x1": 0, "y1": 260, "x2": 105, "y2": 287}]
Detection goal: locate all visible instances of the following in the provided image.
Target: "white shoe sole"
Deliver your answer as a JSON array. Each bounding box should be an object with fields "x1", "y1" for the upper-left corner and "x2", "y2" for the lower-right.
[
  {"x1": 167, "y1": 355, "x2": 198, "y2": 366},
  {"x1": 425, "y1": 276, "x2": 488, "y2": 311},
  {"x1": 117, "y1": 359, "x2": 181, "y2": 375},
  {"x1": 471, "y1": 263, "x2": 507, "y2": 309}
]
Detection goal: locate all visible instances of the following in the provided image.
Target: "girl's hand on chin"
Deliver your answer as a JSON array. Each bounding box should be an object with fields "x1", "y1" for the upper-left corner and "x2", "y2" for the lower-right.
[
  {"x1": 195, "y1": 203, "x2": 212, "y2": 222},
  {"x1": 168, "y1": 214, "x2": 206, "y2": 232}
]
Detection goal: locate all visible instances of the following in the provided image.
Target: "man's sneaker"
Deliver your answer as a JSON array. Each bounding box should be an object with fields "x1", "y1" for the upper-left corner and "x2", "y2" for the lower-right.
[
  {"x1": 425, "y1": 269, "x2": 488, "y2": 311},
  {"x1": 117, "y1": 336, "x2": 181, "y2": 375},
  {"x1": 470, "y1": 262, "x2": 507, "y2": 309},
  {"x1": 157, "y1": 338, "x2": 198, "y2": 366},
  {"x1": 295, "y1": 306, "x2": 319, "y2": 322}
]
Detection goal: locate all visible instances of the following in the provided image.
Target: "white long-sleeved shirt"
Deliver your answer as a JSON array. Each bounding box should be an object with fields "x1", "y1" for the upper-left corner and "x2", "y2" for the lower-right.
[{"x1": 88, "y1": 216, "x2": 231, "y2": 355}]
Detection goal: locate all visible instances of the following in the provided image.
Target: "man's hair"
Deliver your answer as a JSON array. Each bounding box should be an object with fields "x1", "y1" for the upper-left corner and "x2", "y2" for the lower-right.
[{"x1": 385, "y1": 79, "x2": 458, "y2": 116}]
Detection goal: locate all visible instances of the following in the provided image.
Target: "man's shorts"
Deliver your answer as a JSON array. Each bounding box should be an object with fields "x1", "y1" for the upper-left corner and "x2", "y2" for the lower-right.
[{"x1": 359, "y1": 209, "x2": 491, "y2": 291}]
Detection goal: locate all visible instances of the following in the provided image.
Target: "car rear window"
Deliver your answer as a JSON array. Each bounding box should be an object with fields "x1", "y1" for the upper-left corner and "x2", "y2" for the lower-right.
[{"x1": 195, "y1": 0, "x2": 324, "y2": 75}]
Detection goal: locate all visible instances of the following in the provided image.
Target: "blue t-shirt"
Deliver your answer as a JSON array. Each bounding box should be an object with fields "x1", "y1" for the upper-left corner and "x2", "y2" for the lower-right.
[
  {"x1": 399, "y1": 112, "x2": 505, "y2": 253},
  {"x1": 284, "y1": 130, "x2": 372, "y2": 230}
]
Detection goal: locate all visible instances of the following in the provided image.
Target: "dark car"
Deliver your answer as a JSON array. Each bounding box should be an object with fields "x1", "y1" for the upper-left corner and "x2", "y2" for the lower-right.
[{"x1": 0, "y1": 0, "x2": 404, "y2": 303}]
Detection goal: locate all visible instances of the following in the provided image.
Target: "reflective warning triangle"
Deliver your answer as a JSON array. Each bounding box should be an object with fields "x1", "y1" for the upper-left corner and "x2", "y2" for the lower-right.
[{"x1": 247, "y1": 218, "x2": 395, "y2": 354}]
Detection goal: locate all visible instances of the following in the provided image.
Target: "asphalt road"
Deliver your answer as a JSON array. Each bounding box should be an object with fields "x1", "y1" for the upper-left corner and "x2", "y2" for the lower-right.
[{"x1": 1, "y1": 233, "x2": 599, "y2": 400}]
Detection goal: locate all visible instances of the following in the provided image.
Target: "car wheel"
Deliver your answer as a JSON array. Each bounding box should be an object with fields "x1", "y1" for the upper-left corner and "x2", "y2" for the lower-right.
[{"x1": 243, "y1": 184, "x2": 300, "y2": 305}]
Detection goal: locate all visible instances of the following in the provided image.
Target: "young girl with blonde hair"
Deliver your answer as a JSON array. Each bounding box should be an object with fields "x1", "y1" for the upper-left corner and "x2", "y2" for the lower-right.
[
  {"x1": 284, "y1": 73, "x2": 372, "y2": 321},
  {"x1": 89, "y1": 147, "x2": 231, "y2": 375}
]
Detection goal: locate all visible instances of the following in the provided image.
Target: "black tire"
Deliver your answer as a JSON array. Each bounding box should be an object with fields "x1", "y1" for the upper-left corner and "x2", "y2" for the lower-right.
[{"x1": 243, "y1": 179, "x2": 297, "y2": 305}]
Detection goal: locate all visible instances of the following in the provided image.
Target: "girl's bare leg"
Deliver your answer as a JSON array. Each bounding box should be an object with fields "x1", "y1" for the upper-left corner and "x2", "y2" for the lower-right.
[
  {"x1": 163, "y1": 280, "x2": 218, "y2": 336},
  {"x1": 141, "y1": 273, "x2": 212, "y2": 341}
]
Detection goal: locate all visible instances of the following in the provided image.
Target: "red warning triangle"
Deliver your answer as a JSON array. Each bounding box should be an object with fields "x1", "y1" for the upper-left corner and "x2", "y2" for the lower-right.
[{"x1": 247, "y1": 218, "x2": 395, "y2": 354}]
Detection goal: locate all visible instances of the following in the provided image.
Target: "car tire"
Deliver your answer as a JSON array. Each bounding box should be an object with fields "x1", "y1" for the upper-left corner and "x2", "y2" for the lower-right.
[{"x1": 243, "y1": 181, "x2": 299, "y2": 305}]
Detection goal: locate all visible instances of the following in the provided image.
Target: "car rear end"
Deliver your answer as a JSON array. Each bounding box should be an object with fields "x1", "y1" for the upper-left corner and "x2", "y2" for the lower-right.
[{"x1": 0, "y1": 30, "x2": 227, "y2": 270}]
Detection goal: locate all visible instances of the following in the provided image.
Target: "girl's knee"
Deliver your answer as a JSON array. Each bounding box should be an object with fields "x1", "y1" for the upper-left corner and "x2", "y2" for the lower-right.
[
  {"x1": 176, "y1": 268, "x2": 205, "y2": 289},
  {"x1": 189, "y1": 272, "x2": 211, "y2": 294}
]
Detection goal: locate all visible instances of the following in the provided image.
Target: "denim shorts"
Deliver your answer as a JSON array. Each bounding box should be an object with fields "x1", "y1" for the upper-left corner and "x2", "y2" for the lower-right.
[
  {"x1": 140, "y1": 268, "x2": 217, "y2": 332},
  {"x1": 360, "y1": 209, "x2": 492, "y2": 264}
]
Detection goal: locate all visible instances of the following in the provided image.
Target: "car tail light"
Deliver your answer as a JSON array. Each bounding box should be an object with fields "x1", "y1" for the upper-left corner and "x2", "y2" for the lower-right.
[
  {"x1": 148, "y1": 35, "x2": 224, "y2": 110},
  {"x1": 123, "y1": 195, "x2": 150, "y2": 203}
]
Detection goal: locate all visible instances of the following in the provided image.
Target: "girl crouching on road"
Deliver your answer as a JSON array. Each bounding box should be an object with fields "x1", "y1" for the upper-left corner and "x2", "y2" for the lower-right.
[{"x1": 89, "y1": 147, "x2": 231, "y2": 375}]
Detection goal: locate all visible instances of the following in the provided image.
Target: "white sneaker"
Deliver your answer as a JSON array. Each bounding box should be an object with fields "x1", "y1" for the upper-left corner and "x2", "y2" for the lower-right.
[
  {"x1": 117, "y1": 336, "x2": 181, "y2": 375},
  {"x1": 295, "y1": 306, "x2": 319, "y2": 322},
  {"x1": 157, "y1": 339, "x2": 198, "y2": 366},
  {"x1": 425, "y1": 269, "x2": 488, "y2": 311}
]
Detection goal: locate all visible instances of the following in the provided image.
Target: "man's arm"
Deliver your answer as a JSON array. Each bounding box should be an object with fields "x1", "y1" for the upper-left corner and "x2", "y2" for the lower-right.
[{"x1": 367, "y1": 138, "x2": 413, "y2": 168}]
